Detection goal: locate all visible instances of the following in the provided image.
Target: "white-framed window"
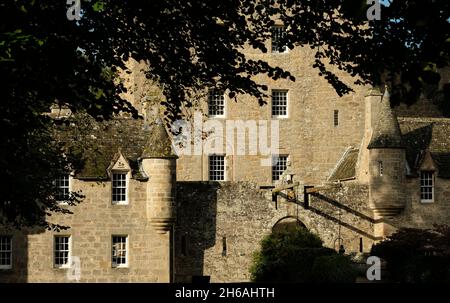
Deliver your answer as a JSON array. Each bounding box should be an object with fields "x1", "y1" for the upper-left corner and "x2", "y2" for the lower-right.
[
  {"x1": 112, "y1": 235, "x2": 128, "y2": 268},
  {"x1": 54, "y1": 235, "x2": 71, "y2": 268},
  {"x1": 208, "y1": 89, "x2": 225, "y2": 117},
  {"x1": 272, "y1": 155, "x2": 288, "y2": 182},
  {"x1": 271, "y1": 26, "x2": 288, "y2": 53},
  {"x1": 271, "y1": 90, "x2": 288, "y2": 118},
  {"x1": 209, "y1": 155, "x2": 225, "y2": 181},
  {"x1": 378, "y1": 161, "x2": 383, "y2": 176},
  {"x1": 0, "y1": 236, "x2": 12, "y2": 269},
  {"x1": 55, "y1": 174, "x2": 70, "y2": 203},
  {"x1": 334, "y1": 110, "x2": 339, "y2": 127},
  {"x1": 112, "y1": 172, "x2": 128, "y2": 204},
  {"x1": 420, "y1": 171, "x2": 434, "y2": 203}
]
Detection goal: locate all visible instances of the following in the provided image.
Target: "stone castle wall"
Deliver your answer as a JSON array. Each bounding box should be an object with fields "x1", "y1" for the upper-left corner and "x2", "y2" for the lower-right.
[
  {"x1": 176, "y1": 45, "x2": 368, "y2": 186},
  {"x1": 175, "y1": 181, "x2": 375, "y2": 282},
  {"x1": 0, "y1": 177, "x2": 172, "y2": 283}
]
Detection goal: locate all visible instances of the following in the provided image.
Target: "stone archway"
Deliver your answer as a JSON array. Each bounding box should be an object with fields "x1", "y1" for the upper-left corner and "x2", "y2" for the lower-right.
[{"x1": 272, "y1": 216, "x2": 307, "y2": 233}]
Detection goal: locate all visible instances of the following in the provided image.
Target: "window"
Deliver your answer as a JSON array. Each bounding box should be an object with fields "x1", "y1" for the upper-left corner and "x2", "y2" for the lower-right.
[
  {"x1": 112, "y1": 172, "x2": 128, "y2": 204},
  {"x1": 271, "y1": 90, "x2": 288, "y2": 117},
  {"x1": 378, "y1": 161, "x2": 383, "y2": 176},
  {"x1": 272, "y1": 155, "x2": 288, "y2": 182},
  {"x1": 112, "y1": 235, "x2": 128, "y2": 267},
  {"x1": 222, "y1": 236, "x2": 227, "y2": 257},
  {"x1": 334, "y1": 110, "x2": 339, "y2": 127},
  {"x1": 54, "y1": 235, "x2": 71, "y2": 268},
  {"x1": 271, "y1": 26, "x2": 287, "y2": 53},
  {"x1": 208, "y1": 89, "x2": 225, "y2": 117},
  {"x1": 55, "y1": 174, "x2": 70, "y2": 202},
  {"x1": 0, "y1": 236, "x2": 12, "y2": 269},
  {"x1": 420, "y1": 171, "x2": 434, "y2": 202},
  {"x1": 209, "y1": 155, "x2": 225, "y2": 181}
]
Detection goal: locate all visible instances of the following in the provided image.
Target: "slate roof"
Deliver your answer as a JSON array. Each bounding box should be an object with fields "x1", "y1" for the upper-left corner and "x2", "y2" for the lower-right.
[
  {"x1": 329, "y1": 116, "x2": 450, "y2": 181},
  {"x1": 399, "y1": 117, "x2": 450, "y2": 178},
  {"x1": 54, "y1": 114, "x2": 175, "y2": 180},
  {"x1": 328, "y1": 147, "x2": 359, "y2": 182}
]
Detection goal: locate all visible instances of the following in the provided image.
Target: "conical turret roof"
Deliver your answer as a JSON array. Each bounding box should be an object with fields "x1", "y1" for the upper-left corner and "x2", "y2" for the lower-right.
[
  {"x1": 141, "y1": 116, "x2": 177, "y2": 159},
  {"x1": 368, "y1": 88, "x2": 404, "y2": 149}
]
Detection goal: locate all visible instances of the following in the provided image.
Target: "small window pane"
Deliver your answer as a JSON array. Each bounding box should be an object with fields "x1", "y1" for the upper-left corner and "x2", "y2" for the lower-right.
[
  {"x1": 334, "y1": 110, "x2": 339, "y2": 127},
  {"x1": 272, "y1": 155, "x2": 288, "y2": 182},
  {"x1": 54, "y1": 236, "x2": 70, "y2": 267},
  {"x1": 272, "y1": 90, "x2": 288, "y2": 117},
  {"x1": 420, "y1": 171, "x2": 434, "y2": 202},
  {"x1": 271, "y1": 26, "x2": 287, "y2": 53},
  {"x1": 208, "y1": 90, "x2": 225, "y2": 117},
  {"x1": 112, "y1": 235, "x2": 128, "y2": 267},
  {"x1": 0, "y1": 236, "x2": 12, "y2": 269},
  {"x1": 112, "y1": 173, "x2": 127, "y2": 203},
  {"x1": 209, "y1": 155, "x2": 225, "y2": 181},
  {"x1": 55, "y1": 175, "x2": 70, "y2": 201}
]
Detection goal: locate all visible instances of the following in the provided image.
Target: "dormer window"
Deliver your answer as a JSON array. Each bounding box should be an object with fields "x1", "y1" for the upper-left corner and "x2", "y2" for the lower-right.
[
  {"x1": 109, "y1": 150, "x2": 131, "y2": 205},
  {"x1": 112, "y1": 172, "x2": 128, "y2": 204},
  {"x1": 420, "y1": 171, "x2": 434, "y2": 203}
]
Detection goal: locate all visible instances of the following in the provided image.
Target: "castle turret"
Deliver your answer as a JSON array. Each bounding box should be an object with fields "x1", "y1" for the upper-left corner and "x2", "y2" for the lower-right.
[
  {"x1": 141, "y1": 117, "x2": 177, "y2": 234},
  {"x1": 367, "y1": 88, "x2": 406, "y2": 227}
]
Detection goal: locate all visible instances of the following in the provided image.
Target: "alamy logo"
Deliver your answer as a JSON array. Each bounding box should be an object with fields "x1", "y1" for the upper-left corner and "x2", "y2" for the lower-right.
[
  {"x1": 366, "y1": 0, "x2": 381, "y2": 21},
  {"x1": 66, "y1": 256, "x2": 81, "y2": 282},
  {"x1": 366, "y1": 256, "x2": 381, "y2": 281},
  {"x1": 171, "y1": 111, "x2": 280, "y2": 167},
  {"x1": 66, "y1": 0, "x2": 81, "y2": 21}
]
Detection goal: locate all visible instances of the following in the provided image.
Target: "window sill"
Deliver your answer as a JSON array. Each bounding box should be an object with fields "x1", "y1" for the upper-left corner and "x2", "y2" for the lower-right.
[
  {"x1": 112, "y1": 265, "x2": 129, "y2": 269},
  {"x1": 271, "y1": 116, "x2": 289, "y2": 119},
  {"x1": 111, "y1": 202, "x2": 129, "y2": 206},
  {"x1": 420, "y1": 200, "x2": 434, "y2": 204}
]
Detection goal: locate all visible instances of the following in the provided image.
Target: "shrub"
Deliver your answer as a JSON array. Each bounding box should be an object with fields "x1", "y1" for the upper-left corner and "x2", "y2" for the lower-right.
[
  {"x1": 371, "y1": 225, "x2": 450, "y2": 283},
  {"x1": 250, "y1": 227, "x2": 356, "y2": 283},
  {"x1": 311, "y1": 254, "x2": 358, "y2": 283}
]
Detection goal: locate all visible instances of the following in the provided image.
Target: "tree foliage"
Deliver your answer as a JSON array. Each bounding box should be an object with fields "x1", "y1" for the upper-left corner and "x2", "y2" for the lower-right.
[
  {"x1": 250, "y1": 227, "x2": 357, "y2": 282},
  {"x1": 371, "y1": 225, "x2": 450, "y2": 283},
  {"x1": 1, "y1": 0, "x2": 449, "y2": 228}
]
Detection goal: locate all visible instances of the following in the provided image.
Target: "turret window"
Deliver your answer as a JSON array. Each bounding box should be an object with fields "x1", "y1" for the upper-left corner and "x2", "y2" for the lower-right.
[
  {"x1": 378, "y1": 161, "x2": 383, "y2": 176},
  {"x1": 420, "y1": 171, "x2": 434, "y2": 203},
  {"x1": 334, "y1": 110, "x2": 339, "y2": 127}
]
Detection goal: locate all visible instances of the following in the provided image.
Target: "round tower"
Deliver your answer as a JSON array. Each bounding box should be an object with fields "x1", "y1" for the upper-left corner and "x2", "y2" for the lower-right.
[
  {"x1": 367, "y1": 88, "x2": 406, "y2": 220},
  {"x1": 141, "y1": 117, "x2": 177, "y2": 234}
]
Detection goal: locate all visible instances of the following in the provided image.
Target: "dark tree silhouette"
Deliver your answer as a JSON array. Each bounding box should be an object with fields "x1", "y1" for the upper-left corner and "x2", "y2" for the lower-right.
[{"x1": 1, "y1": 0, "x2": 449, "y2": 228}]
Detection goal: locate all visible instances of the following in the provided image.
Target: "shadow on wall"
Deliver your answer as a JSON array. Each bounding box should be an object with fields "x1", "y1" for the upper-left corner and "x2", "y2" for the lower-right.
[
  {"x1": 309, "y1": 192, "x2": 379, "y2": 241},
  {"x1": 175, "y1": 182, "x2": 218, "y2": 282},
  {"x1": 277, "y1": 189, "x2": 379, "y2": 242},
  {"x1": 0, "y1": 225, "x2": 46, "y2": 282}
]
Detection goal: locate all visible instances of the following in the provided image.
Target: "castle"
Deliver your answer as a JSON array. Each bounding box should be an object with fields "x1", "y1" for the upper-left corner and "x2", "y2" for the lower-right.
[{"x1": 1, "y1": 27, "x2": 449, "y2": 282}]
